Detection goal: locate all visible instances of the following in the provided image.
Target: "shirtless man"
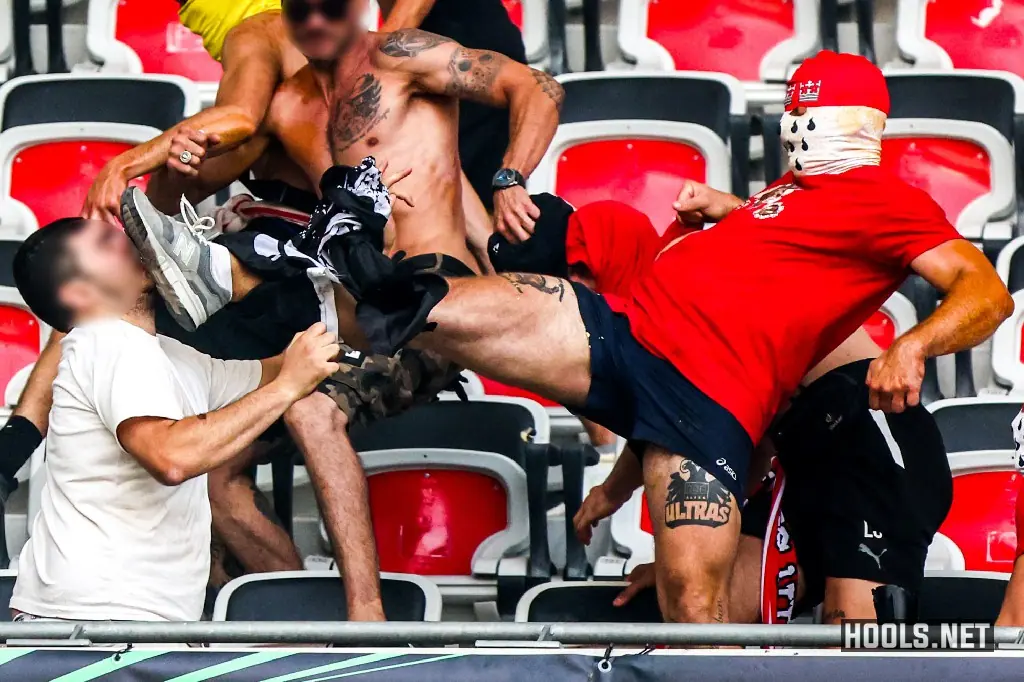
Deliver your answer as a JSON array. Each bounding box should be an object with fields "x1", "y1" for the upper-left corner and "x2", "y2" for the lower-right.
[{"x1": 127, "y1": 51, "x2": 1001, "y2": 625}]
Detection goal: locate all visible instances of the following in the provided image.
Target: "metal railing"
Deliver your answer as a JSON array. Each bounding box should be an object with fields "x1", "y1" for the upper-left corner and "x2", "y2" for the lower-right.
[{"x1": 1, "y1": 622, "x2": 1023, "y2": 648}]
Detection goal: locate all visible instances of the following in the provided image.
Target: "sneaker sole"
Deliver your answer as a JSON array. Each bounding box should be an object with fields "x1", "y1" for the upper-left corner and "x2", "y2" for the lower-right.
[{"x1": 122, "y1": 196, "x2": 206, "y2": 332}]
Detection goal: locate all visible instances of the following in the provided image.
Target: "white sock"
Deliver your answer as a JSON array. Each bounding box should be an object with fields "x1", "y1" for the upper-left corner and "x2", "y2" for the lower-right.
[{"x1": 209, "y1": 241, "x2": 234, "y2": 298}]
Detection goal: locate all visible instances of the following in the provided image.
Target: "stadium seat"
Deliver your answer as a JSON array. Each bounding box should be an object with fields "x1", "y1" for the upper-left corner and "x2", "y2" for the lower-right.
[
  {"x1": 530, "y1": 73, "x2": 742, "y2": 228},
  {"x1": 0, "y1": 0, "x2": 11, "y2": 82},
  {"x1": 345, "y1": 396, "x2": 555, "y2": 612},
  {"x1": 918, "y1": 570, "x2": 1009, "y2": 624},
  {"x1": 515, "y1": 581, "x2": 662, "y2": 622},
  {"x1": 895, "y1": 0, "x2": 1024, "y2": 79},
  {"x1": 594, "y1": 487, "x2": 653, "y2": 578},
  {"x1": 997, "y1": 236, "x2": 1024, "y2": 293},
  {"x1": 925, "y1": 532, "x2": 967, "y2": 571},
  {"x1": 937, "y1": 449, "x2": 1019, "y2": 573},
  {"x1": 0, "y1": 123, "x2": 159, "y2": 233},
  {"x1": 992, "y1": 289, "x2": 1024, "y2": 392},
  {"x1": 0, "y1": 73, "x2": 200, "y2": 133},
  {"x1": 0, "y1": 287, "x2": 49, "y2": 402},
  {"x1": 616, "y1": 0, "x2": 820, "y2": 104},
  {"x1": 212, "y1": 571, "x2": 443, "y2": 621},
  {"x1": 85, "y1": 0, "x2": 222, "y2": 104},
  {"x1": 864, "y1": 292, "x2": 918, "y2": 350},
  {"x1": 880, "y1": 119, "x2": 1014, "y2": 241},
  {"x1": 929, "y1": 397, "x2": 1021, "y2": 452},
  {"x1": 476, "y1": 376, "x2": 581, "y2": 440}
]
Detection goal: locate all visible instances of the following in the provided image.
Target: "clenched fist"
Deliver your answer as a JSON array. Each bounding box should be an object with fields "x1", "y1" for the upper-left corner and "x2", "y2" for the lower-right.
[{"x1": 275, "y1": 323, "x2": 342, "y2": 400}]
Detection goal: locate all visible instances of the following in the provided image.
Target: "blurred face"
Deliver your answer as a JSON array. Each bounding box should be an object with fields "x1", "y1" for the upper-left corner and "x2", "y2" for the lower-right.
[
  {"x1": 58, "y1": 221, "x2": 152, "y2": 323},
  {"x1": 283, "y1": 0, "x2": 363, "y2": 63}
]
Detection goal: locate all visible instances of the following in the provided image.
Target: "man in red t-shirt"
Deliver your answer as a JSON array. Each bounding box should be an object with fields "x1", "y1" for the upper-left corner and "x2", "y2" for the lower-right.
[{"x1": 130, "y1": 51, "x2": 1014, "y2": 625}]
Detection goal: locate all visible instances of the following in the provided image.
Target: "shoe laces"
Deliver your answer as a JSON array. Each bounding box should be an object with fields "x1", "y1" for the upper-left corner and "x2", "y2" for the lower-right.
[{"x1": 178, "y1": 195, "x2": 215, "y2": 242}]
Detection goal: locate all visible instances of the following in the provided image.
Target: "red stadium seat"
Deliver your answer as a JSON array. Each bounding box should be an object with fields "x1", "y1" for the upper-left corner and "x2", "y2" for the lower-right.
[
  {"x1": 939, "y1": 466, "x2": 1019, "y2": 573},
  {"x1": 897, "y1": 0, "x2": 1024, "y2": 77},
  {"x1": 863, "y1": 310, "x2": 897, "y2": 349},
  {"x1": 478, "y1": 376, "x2": 559, "y2": 408},
  {"x1": 0, "y1": 123, "x2": 159, "y2": 234},
  {"x1": 880, "y1": 119, "x2": 1014, "y2": 240},
  {"x1": 992, "y1": 289, "x2": 1024, "y2": 390},
  {"x1": 10, "y1": 140, "x2": 149, "y2": 228},
  {"x1": 557, "y1": 139, "x2": 707, "y2": 233},
  {"x1": 881, "y1": 137, "x2": 990, "y2": 232},
  {"x1": 369, "y1": 469, "x2": 509, "y2": 575},
  {"x1": 617, "y1": 0, "x2": 819, "y2": 84},
  {"x1": 85, "y1": 0, "x2": 221, "y2": 83},
  {"x1": 502, "y1": 0, "x2": 524, "y2": 29},
  {"x1": 0, "y1": 303, "x2": 41, "y2": 399},
  {"x1": 530, "y1": 118, "x2": 731, "y2": 233}
]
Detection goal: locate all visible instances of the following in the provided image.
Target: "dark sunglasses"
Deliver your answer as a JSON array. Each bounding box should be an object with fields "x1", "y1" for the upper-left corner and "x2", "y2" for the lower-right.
[{"x1": 283, "y1": 0, "x2": 350, "y2": 24}]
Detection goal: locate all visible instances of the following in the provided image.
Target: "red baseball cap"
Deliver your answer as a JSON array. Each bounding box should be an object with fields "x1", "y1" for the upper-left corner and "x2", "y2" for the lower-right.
[{"x1": 785, "y1": 50, "x2": 890, "y2": 115}]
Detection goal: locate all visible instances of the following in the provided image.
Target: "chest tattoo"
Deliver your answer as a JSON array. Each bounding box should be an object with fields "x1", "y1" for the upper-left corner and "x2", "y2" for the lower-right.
[{"x1": 330, "y1": 73, "x2": 391, "y2": 155}]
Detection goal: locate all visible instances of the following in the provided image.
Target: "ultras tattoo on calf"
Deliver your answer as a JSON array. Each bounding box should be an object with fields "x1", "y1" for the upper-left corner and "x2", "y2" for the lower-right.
[
  {"x1": 379, "y1": 28, "x2": 453, "y2": 57},
  {"x1": 330, "y1": 73, "x2": 391, "y2": 154},
  {"x1": 664, "y1": 460, "x2": 734, "y2": 529},
  {"x1": 500, "y1": 273, "x2": 566, "y2": 301}
]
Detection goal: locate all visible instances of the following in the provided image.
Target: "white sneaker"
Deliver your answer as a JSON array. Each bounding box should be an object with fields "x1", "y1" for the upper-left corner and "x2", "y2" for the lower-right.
[{"x1": 120, "y1": 188, "x2": 231, "y2": 331}]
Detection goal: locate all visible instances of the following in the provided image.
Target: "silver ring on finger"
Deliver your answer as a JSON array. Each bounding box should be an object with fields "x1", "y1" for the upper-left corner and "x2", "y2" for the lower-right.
[{"x1": 179, "y1": 150, "x2": 193, "y2": 164}]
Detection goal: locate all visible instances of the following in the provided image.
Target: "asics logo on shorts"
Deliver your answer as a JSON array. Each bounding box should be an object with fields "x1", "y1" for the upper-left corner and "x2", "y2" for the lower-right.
[{"x1": 172, "y1": 233, "x2": 200, "y2": 268}]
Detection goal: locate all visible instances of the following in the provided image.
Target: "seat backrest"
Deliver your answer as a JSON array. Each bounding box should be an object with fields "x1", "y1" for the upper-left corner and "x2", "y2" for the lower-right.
[
  {"x1": 885, "y1": 71, "x2": 1021, "y2": 142},
  {"x1": 617, "y1": 0, "x2": 819, "y2": 82},
  {"x1": 349, "y1": 396, "x2": 550, "y2": 459},
  {"x1": 0, "y1": 123, "x2": 159, "y2": 229},
  {"x1": 0, "y1": 74, "x2": 198, "y2": 132},
  {"x1": 897, "y1": 0, "x2": 1024, "y2": 79},
  {"x1": 0, "y1": 287, "x2": 47, "y2": 400},
  {"x1": 109, "y1": 0, "x2": 223, "y2": 83},
  {"x1": 515, "y1": 581, "x2": 663, "y2": 623},
  {"x1": 939, "y1": 450, "x2": 1020, "y2": 572},
  {"x1": 928, "y1": 399, "x2": 1021, "y2": 452},
  {"x1": 917, "y1": 570, "x2": 1009, "y2": 624},
  {"x1": 996, "y1": 237, "x2": 1024, "y2": 293},
  {"x1": 529, "y1": 119, "x2": 730, "y2": 230},
  {"x1": 212, "y1": 571, "x2": 442, "y2": 621},
  {"x1": 880, "y1": 119, "x2": 1014, "y2": 239},
  {"x1": 992, "y1": 289, "x2": 1024, "y2": 391},
  {"x1": 359, "y1": 448, "x2": 529, "y2": 576}
]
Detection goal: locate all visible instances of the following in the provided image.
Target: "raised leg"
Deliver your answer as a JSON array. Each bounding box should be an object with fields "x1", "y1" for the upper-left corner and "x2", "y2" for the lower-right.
[
  {"x1": 642, "y1": 446, "x2": 741, "y2": 624},
  {"x1": 415, "y1": 274, "x2": 592, "y2": 406},
  {"x1": 208, "y1": 443, "x2": 302, "y2": 573},
  {"x1": 284, "y1": 393, "x2": 385, "y2": 621}
]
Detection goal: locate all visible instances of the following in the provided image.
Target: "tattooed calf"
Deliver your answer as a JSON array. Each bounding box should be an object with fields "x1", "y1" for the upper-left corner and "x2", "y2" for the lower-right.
[{"x1": 664, "y1": 460, "x2": 733, "y2": 528}]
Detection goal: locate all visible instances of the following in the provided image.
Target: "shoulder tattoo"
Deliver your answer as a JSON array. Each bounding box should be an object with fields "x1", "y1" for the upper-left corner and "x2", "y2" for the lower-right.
[
  {"x1": 379, "y1": 28, "x2": 453, "y2": 57},
  {"x1": 444, "y1": 47, "x2": 507, "y2": 99}
]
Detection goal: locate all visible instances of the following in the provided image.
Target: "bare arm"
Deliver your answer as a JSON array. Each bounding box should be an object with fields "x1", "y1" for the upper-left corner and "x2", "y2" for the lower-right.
[
  {"x1": 11, "y1": 331, "x2": 64, "y2": 433},
  {"x1": 378, "y1": 29, "x2": 562, "y2": 242},
  {"x1": 145, "y1": 133, "x2": 272, "y2": 213},
  {"x1": 378, "y1": 0, "x2": 437, "y2": 31},
  {"x1": 83, "y1": 25, "x2": 283, "y2": 222},
  {"x1": 117, "y1": 324, "x2": 339, "y2": 486},
  {"x1": 867, "y1": 240, "x2": 1014, "y2": 411}
]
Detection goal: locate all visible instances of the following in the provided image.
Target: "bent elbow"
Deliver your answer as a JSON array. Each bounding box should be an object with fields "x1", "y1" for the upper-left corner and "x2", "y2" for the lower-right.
[
  {"x1": 151, "y1": 450, "x2": 191, "y2": 486},
  {"x1": 997, "y1": 288, "x2": 1016, "y2": 324}
]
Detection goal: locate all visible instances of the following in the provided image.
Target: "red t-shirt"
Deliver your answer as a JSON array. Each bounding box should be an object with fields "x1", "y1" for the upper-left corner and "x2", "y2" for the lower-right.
[{"x1": 624, "y1": 166, "x2": 962, "y2": 441}]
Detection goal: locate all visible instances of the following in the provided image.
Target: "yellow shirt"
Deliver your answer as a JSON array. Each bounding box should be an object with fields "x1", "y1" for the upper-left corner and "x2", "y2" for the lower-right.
[{"x1": 178, "y1": 0, "x2": 282, "y2": 62}]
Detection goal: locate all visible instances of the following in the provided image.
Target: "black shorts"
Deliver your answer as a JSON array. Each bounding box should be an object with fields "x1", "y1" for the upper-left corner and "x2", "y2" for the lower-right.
[
  {"x1": 571, "y1": 282, "x2": 753, "y2": 501},
  {"x1": 741, "y1": 359, "x2": 953, "y2": 604}
]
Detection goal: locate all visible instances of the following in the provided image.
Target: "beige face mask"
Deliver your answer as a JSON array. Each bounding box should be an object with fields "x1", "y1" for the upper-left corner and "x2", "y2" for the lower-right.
[{"x1": 780, "y1": 106, "x2": 887, "y2": 176}]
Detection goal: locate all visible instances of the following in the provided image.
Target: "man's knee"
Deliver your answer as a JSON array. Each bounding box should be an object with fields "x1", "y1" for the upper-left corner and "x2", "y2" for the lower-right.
[
  {"x1": 284, "y1": 392, "x2": 349, "y2": 434},
  {"x1": 657, "y1": 559, "x2": 731, "y2": 623}
]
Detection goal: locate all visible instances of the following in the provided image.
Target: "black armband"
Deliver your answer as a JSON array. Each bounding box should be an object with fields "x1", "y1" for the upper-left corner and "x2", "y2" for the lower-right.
[{"x1": 0, "y1": 415, "x2": 43, "y2": 481}]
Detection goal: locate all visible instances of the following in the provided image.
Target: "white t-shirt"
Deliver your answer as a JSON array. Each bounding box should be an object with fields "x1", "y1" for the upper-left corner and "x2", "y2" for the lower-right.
[{"x1": 10, "y1": 318, "x2": 261, "y2": 621}]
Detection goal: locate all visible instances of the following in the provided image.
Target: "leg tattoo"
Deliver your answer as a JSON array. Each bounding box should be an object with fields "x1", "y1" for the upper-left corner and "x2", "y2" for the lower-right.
[
  {"x1": 664, "y1": 460, "x2": 734, "y2": 528},
  {"x1": 500, "y1": 273, "x2": 566, "y2": 301}
]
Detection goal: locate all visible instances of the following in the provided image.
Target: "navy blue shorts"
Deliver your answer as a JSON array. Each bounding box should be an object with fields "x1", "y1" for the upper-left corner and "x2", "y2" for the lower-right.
[{"x1": 571, "y1": 282, "x2": 753, "y2": 501}]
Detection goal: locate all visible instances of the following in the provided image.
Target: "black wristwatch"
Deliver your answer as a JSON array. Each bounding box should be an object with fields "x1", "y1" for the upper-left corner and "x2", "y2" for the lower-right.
[{"x1": 492, "y1": 168, "x2": 525, "y2": 191}]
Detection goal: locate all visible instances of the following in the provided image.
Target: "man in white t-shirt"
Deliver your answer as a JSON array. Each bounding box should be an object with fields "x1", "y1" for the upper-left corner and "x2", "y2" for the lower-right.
[{"x1": 7, "y1": 217, "x2": 340, "y2": 621}]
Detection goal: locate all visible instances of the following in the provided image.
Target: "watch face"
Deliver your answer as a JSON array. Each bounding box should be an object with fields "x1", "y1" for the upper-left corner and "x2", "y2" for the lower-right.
[{"x1": 493, "y1": 168, "x2": 519, "y2": 188}]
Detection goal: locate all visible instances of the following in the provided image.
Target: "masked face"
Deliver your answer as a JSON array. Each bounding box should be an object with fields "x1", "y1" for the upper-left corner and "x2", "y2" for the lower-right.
[{"x1": 780, "y1": 105, "x2": 886, "y2": 176}]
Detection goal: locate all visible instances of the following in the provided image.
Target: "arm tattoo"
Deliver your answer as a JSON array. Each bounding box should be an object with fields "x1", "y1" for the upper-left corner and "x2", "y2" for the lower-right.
[
  {"x1": 501, "y1": 273, "x2": 566, "y2": 301},
  {"x1": 379, "y1": 28, "x2": 453, "y2": 57},
  {"x1": 664, "y1": 459, "x2": 734, "y2": 529},
  {"x1": 330, "y1": 73, "x2": 391, "y2": 154},
  {"x1": 444, "y1": 47, "x2": 507, "y2": 101},
  {"x1": 531, "y1": 69, "x2": 565, "y2": 111}
]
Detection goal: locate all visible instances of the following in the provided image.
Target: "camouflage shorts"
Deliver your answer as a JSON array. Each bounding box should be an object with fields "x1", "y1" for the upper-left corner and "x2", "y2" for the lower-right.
[{"x1": 317, "y1": 348, "x2": 462, "y2": 427}]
